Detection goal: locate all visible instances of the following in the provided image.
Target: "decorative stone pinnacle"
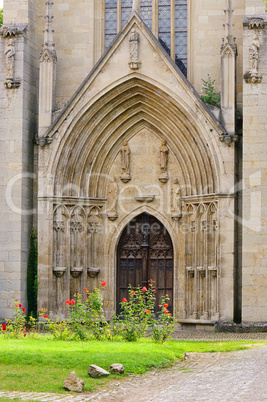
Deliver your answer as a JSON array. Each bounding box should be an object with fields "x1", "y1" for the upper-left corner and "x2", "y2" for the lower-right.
[
  {"x1": 40, "y1": 1, "x2": 57, "y2": 62},
  {"x1": 222, "y1": 0, "x2": 234, "y2": 46}
]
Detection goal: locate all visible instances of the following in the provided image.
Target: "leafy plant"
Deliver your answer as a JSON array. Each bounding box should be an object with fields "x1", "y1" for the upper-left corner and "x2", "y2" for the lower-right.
[
  {"x1": 201, "y1": 75, "x2": 221, "y2": 107},
  {"x1": 116, "y1": 282, "x2": 156, "y2": 341},
  {"x1": 263, "y1": 0, "x2": 267, "y2": 12},
  {"x1": 0, "y1": 9, "x2": 3, "y2": 28},
  {"x1": 27, "y1": 229, "x2": 38, "y2": 318},
  {"x1": 1, "y1": 300, "x2": 27, "y2": 338},
  {"x1": 151, "y1": 294, "x2": 176, "y2": 343}
]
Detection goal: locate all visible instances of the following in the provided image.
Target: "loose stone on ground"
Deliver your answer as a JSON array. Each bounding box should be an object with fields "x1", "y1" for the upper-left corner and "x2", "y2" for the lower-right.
[{"x1": 87, "y1": 364, "x2": 110, "y2": 378}]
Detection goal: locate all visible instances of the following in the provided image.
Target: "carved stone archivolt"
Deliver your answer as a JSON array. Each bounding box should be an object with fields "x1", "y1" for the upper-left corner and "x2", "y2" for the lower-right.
[
  {"x1": 159, "y1": 140, "x2": 169, "y2": 183},
  {"x1": 120, "y1": 140, "x2": 131, "y2": 183},
  {"x1": 129, "y1": 28, "x2": 141, "y2": 70}
]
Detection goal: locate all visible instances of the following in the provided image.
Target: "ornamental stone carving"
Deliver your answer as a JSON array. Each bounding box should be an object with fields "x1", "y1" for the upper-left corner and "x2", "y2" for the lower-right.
[
  {"x1": 4, "y1": 38, "x2": 20, "y2": 89},
  {"x1": 129, "y1": 28, "x2": 141, "y2": 70},
  {"x1": 244, "y1": 31, "x2": 262, "y2": 84},
  {"x1": 120, "y1": 140, "x2": 131, "y2": 183},
  {"x1": 171, "y1": 179, "x2": 182, "y2": 220},
  {"x1": 158, "y1": 140, "x2": 169, "y2": 183}
]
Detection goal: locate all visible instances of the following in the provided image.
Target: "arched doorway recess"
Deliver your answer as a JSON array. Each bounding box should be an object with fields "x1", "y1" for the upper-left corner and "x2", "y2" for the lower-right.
[{"x1": 117, "y1": 213, "x2": 173, "y2": 313}]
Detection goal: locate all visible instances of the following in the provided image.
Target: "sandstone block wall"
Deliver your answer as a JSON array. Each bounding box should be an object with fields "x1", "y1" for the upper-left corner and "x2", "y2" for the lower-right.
[
  {"x1": 242, "y1": 13, "x2": 267, "y2": 322},
  {"x1": 0, "y1": 0, "x2": 38, "y2": 318}
]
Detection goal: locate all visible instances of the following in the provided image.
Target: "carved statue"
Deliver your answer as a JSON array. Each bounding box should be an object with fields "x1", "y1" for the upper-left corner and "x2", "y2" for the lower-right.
[
  {"x1": 129, "y1": 28, "x2": 140, "y2": 62},
  {"x1": 159, "y1": 140, "x2": 169, "y2": 174},
  {"x1": 4, "y1": 38, "x2": 15, "y2": 79},
  {"x1": 171, "y1": 179, "x2": 182, "y2": 213},
  {"x1": 120, "y1": 140, "x2": 131, "y2": 183},
  {"x1": 249, "y1": 33, "x2": 260, "y2": 73},
  {"x1": 121, "y1": 140, "x2": 130, "y2": 175},
  {"x1": 107, "y1": 177, "x2": 118, "y2": 220},
  {"x1": 171, "y1": 179, "x2": 182, "y2": 220},
  {"x1": 129, "y1": 28, "x2": 141, "y2": 69}
]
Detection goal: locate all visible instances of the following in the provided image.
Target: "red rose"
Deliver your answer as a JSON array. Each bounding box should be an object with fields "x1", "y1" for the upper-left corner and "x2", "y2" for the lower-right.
[
  {"x1": 71, "y1": 299, "x2": 75, "y2": 305},
  {"x1": 2, "y1": 323, "x2": 6, "y2": 331},
  {"x1": 15, "y1": 299, "x2": 18, "y2": 301},
  {"x1": 122, "y1": 298, "x2": 127, "y2": 303},
  {"x1": 169, "y1": 313, "x2": 172, "y2": 317},
  {"x1": 164, "y1": 303, "x2": 168, "y2": 308},
  {"x1": 22, "y1": 307, "x2": 26, "y2": 312},
  {"x1": 131, "y1": 291, "x2": 135, "y2": 295},
  {"x1": 44, "y1": 315, "x2": 48, "y2": 319},
  {"x1": 145, "y1": 309, "x2": 151, "y2": 314},
  {"x1": 84, "y1": 288, "x2": 87, "y2": 291},
  {"x1": 24, "y1": 333, "x2": 26, "y2": 337},
  {"x1": 164, "y1": 309, "x2": 169, "y2": 314},
  {"x1": 19, "y1": 303, "x2": 22, "y2": 307},
  {"x1": 65, "y1": 299, "x2": 70, "y2": 304},
  {"x1": 142, "y1": 287, "x2": 147, "y2": 292},
  {"x1": 102, "y1": 281, "x2": 106, "y2": 287}
]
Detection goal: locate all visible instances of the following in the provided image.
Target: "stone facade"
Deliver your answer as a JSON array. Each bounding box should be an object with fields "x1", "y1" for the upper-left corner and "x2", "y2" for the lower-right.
[{"x1": 0, "y1": 0, "x2": 266, "y2": 327}]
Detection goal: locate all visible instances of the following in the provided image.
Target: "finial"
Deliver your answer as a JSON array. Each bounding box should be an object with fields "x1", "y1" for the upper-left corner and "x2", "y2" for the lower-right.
[
  {"x1": 40, "y1": 1, "x2": 57, "y2": 61},
  {"x1": 132, "y1": 0, "x2": 139, "y2": 13},
  {"x1": 223, "y1": 0, "x2": 234, "y2": 45}
]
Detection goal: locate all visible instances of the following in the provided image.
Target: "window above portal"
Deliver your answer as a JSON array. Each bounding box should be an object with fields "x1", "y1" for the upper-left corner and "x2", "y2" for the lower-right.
[{"x1": 105, "y1": 0, "x2": 187, "y2": 76}]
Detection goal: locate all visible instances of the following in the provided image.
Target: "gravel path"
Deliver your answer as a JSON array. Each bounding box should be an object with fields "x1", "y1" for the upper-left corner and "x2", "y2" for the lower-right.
[{"x1": 0, "y1": 337, "x2": 267, "y2": 401}]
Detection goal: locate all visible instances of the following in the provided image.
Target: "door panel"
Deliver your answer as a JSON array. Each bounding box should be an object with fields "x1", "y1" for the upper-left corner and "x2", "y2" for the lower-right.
[{"x1": 117, "y1": 213, "x2": 173, "y2": 313}]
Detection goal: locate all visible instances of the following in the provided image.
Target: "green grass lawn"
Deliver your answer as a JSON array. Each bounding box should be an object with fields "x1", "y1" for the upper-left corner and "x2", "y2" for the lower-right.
[{"x1": 0, "y1": 335, "x2": 265, "y2": 394}]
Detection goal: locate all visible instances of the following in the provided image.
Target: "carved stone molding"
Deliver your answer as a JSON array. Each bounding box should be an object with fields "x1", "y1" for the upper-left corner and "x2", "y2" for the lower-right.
[
  {"x1": 4, "y1": 79, "x2": 21, "y2": 89},
  {"x1": 186, "y1": 266, "x2": 195, "y2": 278},
  {"x1": 70, "y1": 267, "x2": 83, "y2": 278},
  {"x1": 135, "y1": 195, "x2": 155, "y2": 203},
  {"x1": 53, "y1": 266, "x2": 67, "y2": 278},
  {"x1": 129, "y1": 28, "x2": 141, "y2": 70},
  {"x1": 219, "y1": 133, "x2": 239, "y2": 144},
  {"x1": 35, "y1": 135, "x2": 53, "y2": 146},
  {"x1": 87, "y1": 267, "x2": 100, "y2": 278},
  {"x1": 248, "y1": 18, "x2": 264, "y2": 30},
  {"x1": 39, "y1": 48, "x2": 57, "y2": 63},
  {"x1": 1, "y1": 24, "x2": 28, "y2": 38}
]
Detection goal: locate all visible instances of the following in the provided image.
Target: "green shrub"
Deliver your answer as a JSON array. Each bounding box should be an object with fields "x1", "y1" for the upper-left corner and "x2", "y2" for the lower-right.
[
  {"x1": 27, "y1": 229, "x2": 38, "y2": 318},
  {"x1": 201, "y1": 75, "x2": 221, "y2": 107}
]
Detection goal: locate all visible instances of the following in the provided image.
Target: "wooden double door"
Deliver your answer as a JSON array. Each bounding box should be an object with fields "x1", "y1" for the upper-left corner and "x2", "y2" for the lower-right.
[{"x1": 117, "y1": 213, "x2": 173, "y2": 313}]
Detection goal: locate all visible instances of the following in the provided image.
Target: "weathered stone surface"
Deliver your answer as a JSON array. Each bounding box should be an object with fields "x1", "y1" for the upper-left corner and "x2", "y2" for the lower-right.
[
  {"x1": 109, "y1": 364, "x2": 125, "y2": 374},
  {"x1": 63, "y1": 371, "x2": 84, "y2": 393},
  {"x1": 87, "y1": 365, "x2": 110, "y2": 378}
]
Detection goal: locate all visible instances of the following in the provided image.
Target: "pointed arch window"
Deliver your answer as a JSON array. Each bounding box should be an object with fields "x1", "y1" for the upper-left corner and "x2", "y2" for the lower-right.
[{"x1": 104, "y1": 0, "x2": 187, "y2": 76}]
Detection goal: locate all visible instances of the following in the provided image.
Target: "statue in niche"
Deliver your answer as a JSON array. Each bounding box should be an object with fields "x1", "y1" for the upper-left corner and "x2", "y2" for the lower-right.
[
  {"x1": 244, "y1": 31, "x2": 262, "y2": 84},
  {"x1": 171, "y1": 179, "x2": 182, "y2": 220},
  {"x1": 159, "y1": 140, "x2": 169, "y2": 183},
  {"x1": 5, "y1": 38, "x2": 15, "y2": 79},
  {"x1": 249, "y1": 33, "x2": 260, "y2": 73},
  {"x1": 129, "y1": 28, "x2": 141, "y2": 70},
  {"x1": 107, "y1": 176, "x2": 118, "y2": 221},
  {"x1": 120, "y1": 140, "x2": 131, "y2": 183}
]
